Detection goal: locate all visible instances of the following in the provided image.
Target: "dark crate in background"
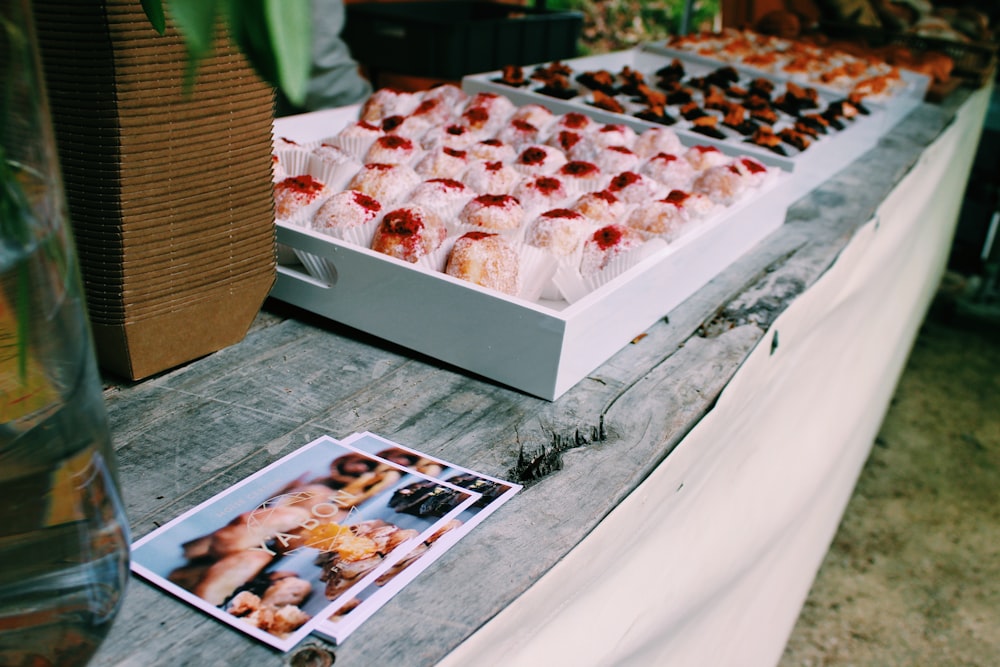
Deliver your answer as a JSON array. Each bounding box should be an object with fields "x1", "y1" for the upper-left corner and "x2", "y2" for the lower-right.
[{"x1": 343, "y1": 1, "x2": 583, "y2": 81}]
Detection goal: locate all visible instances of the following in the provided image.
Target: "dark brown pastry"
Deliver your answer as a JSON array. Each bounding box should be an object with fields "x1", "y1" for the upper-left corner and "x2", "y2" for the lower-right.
[
  {"x1": 691, "y1": 114, "x2": 727, "y2": 140},
  {"x1": 635, "y1": 104, "x2": 677, "y2": 126},
  {"x1": 722, "y1": 104, "x2": 759, "y2": 136},
  {"x1": 590, "y1": 89, "x2": 625, "y2": 113},
  {"x1": 680, "y1": 102, "x2": 708, "y2": 120},
  {"x1": 496, "y1": 64, "x2": 527, "y2": 87},
  {"x1": 779, "y1": 127, "x2": 811, "y2": 151},
  {"x1": 703, "y1": 86, "x2": 731, "y2": 112},
  {"x1": 750, "y1": 106, "x2": 779, "y2": 125},
  {"x1": 536, "y1": 73, "x2": 578, "y2": 100},
  {"x1": 576, "y1": 69, "x2": 617, "y2": 95},
  {"x1": 618, "y1": 66, "x2": 647, "y2": 96},
  {"x1": 665, "y1": 86, "x2": 695, "y2": 105},
  {"x1": 747, "y1": 126, "x2": 788, "y2": 155},
  {"x1": 655, "y1": 58, "x2": 686, "y2": 82},
  {"x1": 632, "y1": 83, "x2": 667, "y2": 107}
]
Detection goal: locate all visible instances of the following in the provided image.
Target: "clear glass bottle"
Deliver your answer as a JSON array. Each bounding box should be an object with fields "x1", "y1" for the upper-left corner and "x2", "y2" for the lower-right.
[{"x1": 0, "y1": 1, "x2": 131, "y2": 664}]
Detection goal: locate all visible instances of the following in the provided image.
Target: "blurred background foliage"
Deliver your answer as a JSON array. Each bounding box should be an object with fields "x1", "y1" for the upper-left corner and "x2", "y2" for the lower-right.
[{"x1": 545, "y1": 0, "x2": 722, "y2": 54}]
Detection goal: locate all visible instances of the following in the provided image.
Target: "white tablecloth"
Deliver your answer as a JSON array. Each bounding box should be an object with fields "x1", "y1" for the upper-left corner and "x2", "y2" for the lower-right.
[{"x1": 438, "y1": 84, "x2": 992, "y2": 667}]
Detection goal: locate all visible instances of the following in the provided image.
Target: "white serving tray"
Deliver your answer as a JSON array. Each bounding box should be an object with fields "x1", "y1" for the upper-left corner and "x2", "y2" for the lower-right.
[
  {"x1": 461, "y1": 48, "x2": 887, "y2": 193},
  {"x1": 270, "y1": 102, "x2": 791, "y2": 400}
]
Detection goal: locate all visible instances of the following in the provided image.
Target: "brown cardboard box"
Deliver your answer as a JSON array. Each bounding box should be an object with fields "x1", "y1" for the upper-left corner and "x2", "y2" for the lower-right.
[{"x1": 34, "y1": 0, "x2": 276, "y2": 380}]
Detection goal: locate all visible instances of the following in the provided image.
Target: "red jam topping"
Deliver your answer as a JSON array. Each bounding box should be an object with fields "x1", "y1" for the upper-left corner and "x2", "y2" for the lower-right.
[
  {"x1": 653, "y1": 152, "x2": 678, "y2": 162},
  {"x1": 381, "y1": 209, "x2": 424, "y2": 235},
  {"x1": 555, "y1": 131, "x2": 582, "y2": 152},
  {"x1": 543, "y1": 208, "x2": 581, "y2": 220},
  {"x1": 475, "y1": 194, "x2": 515, "y2": 208},
  {"x1": 428, "y1": 178, "x2": 466, "y2": 190},
  {"x1": 463, "y1": 107, "x2": 490, "y2": 124},
  {"x1": 357, "y1": 121, "x2": 380, "y2": 132},
  {"x1": 485, "y1": 161, "x2": 504, "y2": 172},
  {"x1": 280, "y1": 175, "x2": 325, "y2": 195},
  {"x1": 512, "y1": 119, "x2": 537, "y2": 132},
  {"x1": 376, "y1": 134, "x2": 412, "y2": 149},
  {"x1": 728, "y1": 164, "x2": 742, "y2": 175},
  {"x1": 532, "y1": 177, "x2": 562, "y2": 194},
  {"x1": 609, "y1": 146, "x2": 635, "y2": 155},
  {"x1": 664, "y1": 190, "x2": 690, "y2": 204},
  {"x1": 693, "y1": 145, "x2": 720, "y2": 153},
  {"x1": 592, "y1": 225, "x2": 624, "y2": 249},
  {"x1": 593, "y1": 190, "x2": 619, "y2": 204},
  {"x1": 518, "y1": 146, "x2": 548, "y2": 166},
  {"x1": 480, "y1": 139, "x2": 503, "y2": 147},
  {"x1": 413, "y1": 99, "x2": 439, "y2": 116},
  {"x1": 443, "y1": 147, "x2": 467, "y2": 158},
  {"x1": 445, "y1": 124, "x2": 467, "y2": 136},
  {"x1": 365, "y1": 163, "x2": 394, "y2": 172},
  {"x1": 599, "y1": 124, "x2": 625, "y2": 134},
  {"x1": 741, "y1": 157, "x2": 766, "y2": 173},
  {"x1": 462, "y1": 231, "x2": 494, "y2": 241},
  {"x1": 381, "y1": 115, "x2": 405, "y2": 132},
  {"x1": 350, "y1": 191, "x2": 382, "y2": 212},
  {"x1": 562, "y1": 112, "x2": 589, "y2": 129},
  {"x1": 561, "y1": 161, "x2": 599, "y2": 177},
  {"x1": 609, "y1": 172, "x2": 641, "y2": 189}
]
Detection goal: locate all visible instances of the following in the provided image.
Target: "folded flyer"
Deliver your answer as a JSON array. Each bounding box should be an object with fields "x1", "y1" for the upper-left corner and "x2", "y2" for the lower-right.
[
  {"x1": 312, "y1": 431, "x2": 522, "y2": 644},
  {"x1": 130, "y1": 435, "x2": 481, "y2": 652}
]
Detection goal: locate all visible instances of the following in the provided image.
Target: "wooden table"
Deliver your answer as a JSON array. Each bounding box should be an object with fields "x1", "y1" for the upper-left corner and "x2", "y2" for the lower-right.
[{"x1": 94, "y1": 84, "x2": 990, "y2": 666}]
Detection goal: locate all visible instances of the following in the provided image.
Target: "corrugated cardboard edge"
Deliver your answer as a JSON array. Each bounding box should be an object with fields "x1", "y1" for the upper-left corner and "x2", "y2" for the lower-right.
[{"x1": 92, "y1": 272, "x2": 274, "y2": 381}]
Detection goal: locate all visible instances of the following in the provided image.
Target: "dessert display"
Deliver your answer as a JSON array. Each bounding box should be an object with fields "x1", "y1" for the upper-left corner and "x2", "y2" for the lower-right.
[
  {"x1": 658, "y1": 28, "x2": 911, "y2": 99},
  {"x1": 470, "y1": 49, "x2": 878, "y2": 169},
  {"x1": 275, "y1": 82, "x2": 785, "y2": 304}
]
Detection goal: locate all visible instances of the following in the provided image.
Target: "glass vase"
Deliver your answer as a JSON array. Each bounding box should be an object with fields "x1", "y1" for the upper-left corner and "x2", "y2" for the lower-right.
[{"x1": 0, "y1": 0, "x2": 131, "y2": 664}]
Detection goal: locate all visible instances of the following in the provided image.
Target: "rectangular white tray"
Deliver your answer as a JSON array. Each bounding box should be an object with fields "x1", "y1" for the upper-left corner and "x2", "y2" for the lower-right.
[
  {"x1": 270, "y1": 95, "x2": 792, "y2": 401},
  {"x1": 461, "y1": 48, "x2": 888, "y2": 192},
  {"x1": 273, "y1": 199, "x2": 790, "y2": 401}
]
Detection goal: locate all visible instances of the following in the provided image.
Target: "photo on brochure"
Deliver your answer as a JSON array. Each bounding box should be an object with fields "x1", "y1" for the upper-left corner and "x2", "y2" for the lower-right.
[
  {"x1": 313, "y1": 431, "x2": 522, "y2": 644},
  {"x1": 130, "y1": 435, "x2": 481, "y2": 652}
]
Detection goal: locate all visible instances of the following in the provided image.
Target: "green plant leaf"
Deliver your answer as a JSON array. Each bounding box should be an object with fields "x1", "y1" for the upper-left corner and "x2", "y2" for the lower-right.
[
  {"x1": 167, "y1": 0, "x2": 220, "y2": 60},
  {"x1": 224, "y1": 0, "x2": 277, "y2": 85},
  {"x1": 263, "y1": 0, "x2": 310, "y2": 107},
  {"x1": 140, "y1": 0, "x2": 167, "y2": 35}
]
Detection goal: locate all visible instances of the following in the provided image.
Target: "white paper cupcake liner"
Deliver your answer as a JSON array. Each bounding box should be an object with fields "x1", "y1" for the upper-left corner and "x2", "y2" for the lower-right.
[
  {"x1": 449, "y1": 220, "x2": 525, "y2": 242},
  {"x1": 314, "y1": 214, "x2": 382, "y2": 250},
  {"x1": 335, "y1": 133, "x2": 381, "y2": 162},
  {"x1": 561, "y1": 174, "x2": 609, "y2": 197},
  {"x1": 553, "y1": 238, "x2": 669, "y2": 304},
  {"x1": 294, "y1": 249, "x2": 337, "y2": 285},
  {"x1": 276, "y1": 242, "x2": 300, "y2": 265},
  {"x1": 427, "y1": 234, "x2": 556, "y2": 301}
]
